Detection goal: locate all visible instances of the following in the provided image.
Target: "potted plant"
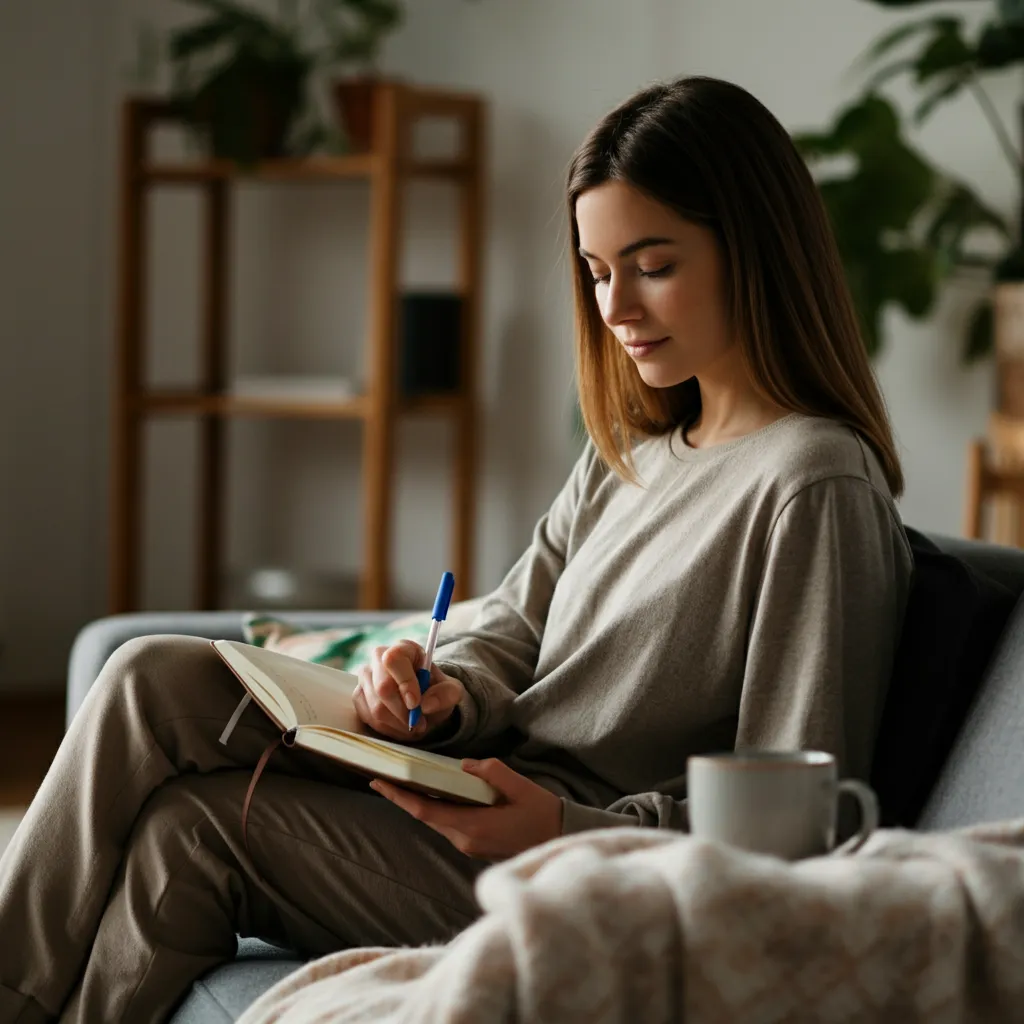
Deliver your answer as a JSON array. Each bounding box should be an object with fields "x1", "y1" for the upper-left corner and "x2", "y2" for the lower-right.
[
  {"x1": 317, "y1": 0, "x2": 404, "y2": 152},
  {"x1": 160, "y1": 0, "x2": 403, "y2": 165},
  {"x1": 797, "y1": 0, "x2": 1024, "y2": 400},
  {"x1": 795, "y1": 93, "x2": 1006, "y2": 360}
]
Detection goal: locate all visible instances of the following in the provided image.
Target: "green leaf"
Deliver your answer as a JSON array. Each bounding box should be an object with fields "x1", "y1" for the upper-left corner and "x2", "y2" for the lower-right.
[
  {"x1": 859, "y1": 0, "x2": 984, "y2": 6},
  {"x1": 883, "y1": 248, "x2": 938, "y2": 317},
  {"x1": 857, "y1": 16, "x2": 975, "y2": 124},
  {"x1": 857, "y1": 18, "x2": 951, "y2": 67},
  {"x1": 976, "y1": 19, "x2": 1024, "y2": 67},
  {"x1": 999, "y1": 0, "x2": 1024, "y2": 24},
  {"x1": 912, "y1": 72, "x2": 970, "y2": 122},
  {"x1": 923, "y1": 182, "x2": 1009, "y2": 275},
  {"x1": 313, "y1": 0, "x2": 403, "y2": 66},
  {"x1": 834, "y1": 91, "x2": 901, "y2": 139},
  {"x1": 175, "y1": 0, "x2": 271, "y2": 26},
  {"x1": 800, "y1": 96, "x2": 936, "y2": 237},
  {"x1": 792, "y1": 130, "x2": 842, "y2": 159},
  {"x1": 277, "y1": 0, "x2": 299, "y2": 28},
  {"x1": 965, "y1": 299, "x2": 994, "y2": 361},
  {"x1": 863, "y1": 57, "x2": 920, "y2": 92},
  {"x1": 996, "y1": 245, "x2": 1024, "y2": 281},
  {"x1": 799, "y1": 94, "x2": 983, "y2": 354},
  {"x1": 169, "y1": 17, "x2": 237, "y2": 60},
  {"x1": 913, "y1": 21, "x2": 974, "y2": 82}
]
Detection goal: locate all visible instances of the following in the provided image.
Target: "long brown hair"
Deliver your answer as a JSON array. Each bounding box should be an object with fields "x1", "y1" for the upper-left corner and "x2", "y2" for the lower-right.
[{"x1": 567, "y1": 76, "x2": 904, "y2": 496}]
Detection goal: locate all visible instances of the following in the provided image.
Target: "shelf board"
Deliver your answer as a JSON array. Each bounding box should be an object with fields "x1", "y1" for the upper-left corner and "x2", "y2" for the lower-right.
[
  {"x1": 141, "y1": 155, "x2": 380, "y2": 183},
  {"x1": 400, "y1": 159, "x2": 473, "y2": 181},
  {"x1": 134, "y1": 390, "x2": 465, "y2": 420},
  {"x1": 137, "y1": 391, "x2": 371, "y2": 420},
  {"x1": 140, "y1": 156, "x2": 472, "y2": 184},
  {"x1": 399, "y1": 393, "x2": 464, "y2": 415}
]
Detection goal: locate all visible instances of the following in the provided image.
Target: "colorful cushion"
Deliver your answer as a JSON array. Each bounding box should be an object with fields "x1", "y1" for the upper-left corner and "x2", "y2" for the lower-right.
[{"x1": 242, "y1": 598, "x2": 484, "y2": 673}]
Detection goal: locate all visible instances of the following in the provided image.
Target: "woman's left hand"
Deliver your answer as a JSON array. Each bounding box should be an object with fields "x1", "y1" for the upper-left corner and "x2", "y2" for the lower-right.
[{"x1": 369, "y1": 759, "x2": 564, "y2": 861}]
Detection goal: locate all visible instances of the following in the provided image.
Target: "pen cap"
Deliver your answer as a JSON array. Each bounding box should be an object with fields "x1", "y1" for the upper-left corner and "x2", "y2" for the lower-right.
[{"x1": 432, "y1": 572, "x2": 456, "y2": 621}]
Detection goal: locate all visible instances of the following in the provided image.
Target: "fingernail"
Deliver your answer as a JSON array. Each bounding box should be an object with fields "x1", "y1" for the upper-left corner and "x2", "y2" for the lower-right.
[
  {"x1": 369, "y1": 781, "x2": 380, "y2": 792},
  {"x1": 404, "y1": 692, "x2": 418, "y2": 710}
]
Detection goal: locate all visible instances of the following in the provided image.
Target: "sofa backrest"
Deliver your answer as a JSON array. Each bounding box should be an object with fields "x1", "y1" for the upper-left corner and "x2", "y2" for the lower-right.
[{"x1": 917, "y1": 534, "x2": 1024, "y2": 830}]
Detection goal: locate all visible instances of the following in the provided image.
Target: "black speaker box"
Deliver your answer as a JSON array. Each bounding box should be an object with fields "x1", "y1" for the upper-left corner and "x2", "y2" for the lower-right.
[{"x1": 398, "y1": 292, "x2": 463, "y2": 396}]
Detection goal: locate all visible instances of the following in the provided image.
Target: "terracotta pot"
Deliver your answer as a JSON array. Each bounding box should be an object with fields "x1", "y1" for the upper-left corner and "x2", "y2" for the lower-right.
[
  {"x1": 332, "y1": 76, "x2": 386, "y2": 152},
  {"x1": 994, "y1": 282, "x2": 1024, "y2": 418}
]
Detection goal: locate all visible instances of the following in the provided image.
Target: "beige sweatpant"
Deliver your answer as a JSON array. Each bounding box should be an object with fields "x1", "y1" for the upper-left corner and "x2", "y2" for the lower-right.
[{"x1": 0, "y1": 635, "x2": 487, "y2": 1023}]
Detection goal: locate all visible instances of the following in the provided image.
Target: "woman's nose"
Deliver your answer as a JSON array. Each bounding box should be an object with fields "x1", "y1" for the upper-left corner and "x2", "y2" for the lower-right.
[{"x1": 600, "y1": 275, "x2": 641, "y2": 326}]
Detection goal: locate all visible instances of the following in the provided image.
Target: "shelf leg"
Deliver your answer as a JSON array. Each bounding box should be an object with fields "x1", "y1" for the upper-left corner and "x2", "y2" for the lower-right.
[
  {"x1": 453, "y1": 102, "x2": 485, "y2": 601},
  {"x1": 110, "y1": 101, "x2": 147, "y2": 613},
  {"x1": 196, "y1": 181, "x2": 230, "y2": 609},
  {"x1": 360, "y1": 85, "x2": 404, "y2": 609}
]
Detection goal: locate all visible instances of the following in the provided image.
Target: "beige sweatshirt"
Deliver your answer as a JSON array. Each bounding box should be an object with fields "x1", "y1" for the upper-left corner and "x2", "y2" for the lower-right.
[{"x1": 430, "y1": 414, "x2": 913, "y2": 835}]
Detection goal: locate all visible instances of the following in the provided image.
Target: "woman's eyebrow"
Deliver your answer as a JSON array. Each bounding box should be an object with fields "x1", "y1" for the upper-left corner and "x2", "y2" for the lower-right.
[{"x1": 577, "y1": 236, "x2": 676, "y2": 261}]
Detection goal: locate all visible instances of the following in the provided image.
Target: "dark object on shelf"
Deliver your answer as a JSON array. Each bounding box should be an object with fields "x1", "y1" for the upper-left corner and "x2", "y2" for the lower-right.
[
  {"x1": 190, "y1": 56, "x2": 307, "y2": 164},
  {"x1": 398, "y1": 292, "x2": 463, "y2": 396},
  {"x1": 333, "y1": 77, "x2": 382, "y2": 152}
]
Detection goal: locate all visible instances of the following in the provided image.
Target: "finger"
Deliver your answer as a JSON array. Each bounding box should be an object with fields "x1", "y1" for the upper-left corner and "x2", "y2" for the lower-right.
[
  {"x1": 381, "y1": 642, "x2": 427, "y2": 711},
  {"x1": 352, "y1": 671, "x2": 377, "y2": 727},
  {"x1": 357, "y1": 689, "x2": 426, "y2": 741},
  {"x1": 419, "y1": 678, "x2": 464, "y2": 717},
  {"x1": 370, "y1": 780, "x2": 475, "y2": 830},
  {"x1": 370, "y1": 646, "x2": 411, "y2": 725},
  {"x1": 460, "y1": 758, "x2": 525, "y2": 800},
  {"x1": 371, "y1": 786, "x2": 468, "y2": 850},
  {"x1": 355, "y1": 667, "x2": 429, "y2": 742}
]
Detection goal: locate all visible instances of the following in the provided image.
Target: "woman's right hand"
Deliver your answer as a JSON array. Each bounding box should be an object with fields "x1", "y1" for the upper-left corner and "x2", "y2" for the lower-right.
[{"x1": 353, "y1": 640, "x2": 466, "y2": 742}]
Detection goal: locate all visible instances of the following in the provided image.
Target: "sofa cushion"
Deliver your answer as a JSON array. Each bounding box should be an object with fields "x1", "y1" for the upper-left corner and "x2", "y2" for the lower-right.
[
  {"x1": 870, "y1": 528, "x2": 1017, "y2": 827},
  {"x1": 917, "y1": 583, "x2": 1024, "y2": 831},
  {"x1": 241, "y1": 598, "x2": 485, "y2": 672},
  {"x1": 170, "y1": 940, "x2": 304, "y2": 1023}
]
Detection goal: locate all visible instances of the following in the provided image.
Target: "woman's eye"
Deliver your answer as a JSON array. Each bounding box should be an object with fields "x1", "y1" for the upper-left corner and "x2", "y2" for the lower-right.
[
  {"x1": 639, "y1": 263, "x2": 675, "y2": 279},
  {"x1": 590, "y1": 272, "x2": 610, "y2": 286}
]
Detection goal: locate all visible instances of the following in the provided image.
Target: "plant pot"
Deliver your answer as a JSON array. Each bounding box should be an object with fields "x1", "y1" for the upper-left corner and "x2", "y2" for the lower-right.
[
  {"x1": 188, "y1": 57, "x2": 307, "y2": 165},
  {"x1": 332, "y1": 76, "x2": 389, "y2": 152},
  {"x1": 994, "y1": 282, "x2": 1024, "y2": 418}
]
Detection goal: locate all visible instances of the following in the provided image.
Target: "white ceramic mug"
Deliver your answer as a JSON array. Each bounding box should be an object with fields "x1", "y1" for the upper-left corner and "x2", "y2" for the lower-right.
[{"x1": 687, "y1": 750, "x2": 878, "y2": 861}]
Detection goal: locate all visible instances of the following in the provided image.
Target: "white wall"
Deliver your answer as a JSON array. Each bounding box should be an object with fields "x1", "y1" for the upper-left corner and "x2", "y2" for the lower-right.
[
  {"x1": 1, "y1": 0, "x2": 1013, "y2": 690},
  {"x1": 0, "y1": 0, "x2": 117, "y2": 690}
]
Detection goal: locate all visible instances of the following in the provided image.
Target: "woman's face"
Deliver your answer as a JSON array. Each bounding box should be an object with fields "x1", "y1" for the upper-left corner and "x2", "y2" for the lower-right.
[{"x1": 575, "y1": 180, "x2": 735, "y2": 390}]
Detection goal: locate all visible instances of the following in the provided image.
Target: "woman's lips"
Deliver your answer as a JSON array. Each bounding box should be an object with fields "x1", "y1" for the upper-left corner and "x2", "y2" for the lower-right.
[{"x1": 623, "y1": 337, "x2": 669, "y2": 358}]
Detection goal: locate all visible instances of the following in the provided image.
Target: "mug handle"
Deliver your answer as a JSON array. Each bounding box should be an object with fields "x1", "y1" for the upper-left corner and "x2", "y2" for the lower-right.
[{"x1": 829, "y1": 779, "x2": 879, "y2": 856}]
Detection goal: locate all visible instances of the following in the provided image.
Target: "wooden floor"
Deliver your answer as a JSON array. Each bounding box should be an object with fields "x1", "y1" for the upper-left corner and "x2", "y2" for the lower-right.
[{"x1": 0, "y1": 695, "x2": 64, "y2": 806}]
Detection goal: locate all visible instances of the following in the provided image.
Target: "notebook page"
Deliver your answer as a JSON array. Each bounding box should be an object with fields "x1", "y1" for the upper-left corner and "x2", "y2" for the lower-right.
[
  {"x1": 213, "y1": 640, "x2": 365, "y2": 734},
  {"x1": 301, "y1": 726, "x2": 464, "y2": 769}
]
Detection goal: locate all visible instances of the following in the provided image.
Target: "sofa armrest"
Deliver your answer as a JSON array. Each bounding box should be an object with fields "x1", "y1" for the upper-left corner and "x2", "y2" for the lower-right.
[{"x1": 66, "y1": 609, "x2": 404, "y2": 730}]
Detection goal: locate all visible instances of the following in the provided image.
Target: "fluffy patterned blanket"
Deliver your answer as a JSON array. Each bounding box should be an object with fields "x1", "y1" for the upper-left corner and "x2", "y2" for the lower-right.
[{"x1": 238, "y1": 821, "x2": 1024, "y2": 1024}]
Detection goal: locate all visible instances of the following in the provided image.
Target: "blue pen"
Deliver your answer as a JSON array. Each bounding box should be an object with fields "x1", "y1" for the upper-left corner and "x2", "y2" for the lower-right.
[{"x1": 409, "y1": 571, "x2": 455, "y2": 730}]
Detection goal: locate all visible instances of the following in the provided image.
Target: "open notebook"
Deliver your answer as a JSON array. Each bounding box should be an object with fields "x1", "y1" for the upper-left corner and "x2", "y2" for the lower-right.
[{"x1": 212, "y1": 639, "x2": 497, "y2": 806}]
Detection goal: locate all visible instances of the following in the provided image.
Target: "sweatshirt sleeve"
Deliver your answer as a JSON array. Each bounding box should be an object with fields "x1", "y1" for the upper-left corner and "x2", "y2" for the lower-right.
[
  {"x1": 559, "y1": 475, "x2": 912, "y2": 835},
  {"x1": 425, "y1": 444, "x2": 599, "y2": 751},
  {"x1": 734, "y1": 476, "x2": 911, "y2": 781}
]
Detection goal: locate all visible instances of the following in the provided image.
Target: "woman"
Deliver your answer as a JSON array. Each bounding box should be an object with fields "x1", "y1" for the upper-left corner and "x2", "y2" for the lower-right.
[{"x1": 0, "y1": 75, "x2": 912, "y2": 1022}]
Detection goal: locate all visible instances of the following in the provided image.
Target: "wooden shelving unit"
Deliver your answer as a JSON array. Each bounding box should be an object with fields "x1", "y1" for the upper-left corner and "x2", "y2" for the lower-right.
[{"x1": 111, "y1": 84, "x2": 485, "y2": 613}]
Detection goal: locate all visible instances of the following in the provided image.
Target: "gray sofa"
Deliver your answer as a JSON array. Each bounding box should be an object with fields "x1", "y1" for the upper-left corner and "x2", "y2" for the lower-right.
[{"x1": 64, "y1": 534, "x2": 1024, "y2": 1022}]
